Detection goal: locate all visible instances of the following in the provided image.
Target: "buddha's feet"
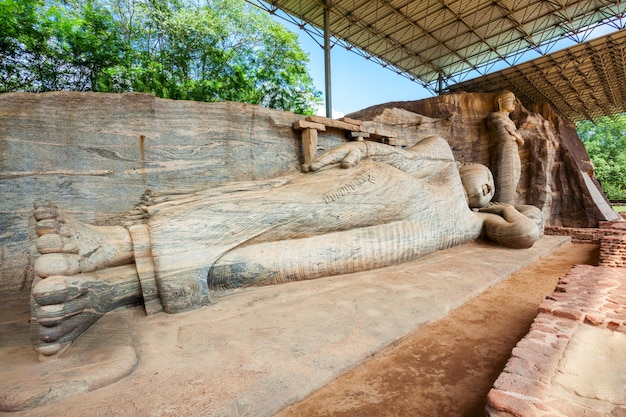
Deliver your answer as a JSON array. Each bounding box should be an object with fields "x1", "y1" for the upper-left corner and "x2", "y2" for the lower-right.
[
  {"x1": 30, "y1": 202, "x2": 139, "y2": 359},
  {"x1": 31, "y1": 274, "x2": 115, "y2": 359},
  {"x1": 33, "y1": 201, "x2": 134, "y2": 277}
]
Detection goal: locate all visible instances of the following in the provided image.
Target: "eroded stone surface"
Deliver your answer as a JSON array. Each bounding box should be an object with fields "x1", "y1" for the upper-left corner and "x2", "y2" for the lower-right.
[
  {"x1": 554, "y1": 325, "x2": 626, "y2": 403},
  {"x1": 0, "y1": 308, "x2": 136, "y2": 412},
  {"x1": 349, "y1": 92, "x2": 621, "y2": 228},
  {"x1": 0, "y1": 92, "x2": 620, "y2": 297}
]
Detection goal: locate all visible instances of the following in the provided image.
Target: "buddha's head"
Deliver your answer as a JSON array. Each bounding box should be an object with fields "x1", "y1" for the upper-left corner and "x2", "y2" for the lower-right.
[
  {"x1": 494, "y1": 90, "x2": 516, "y2": 112},
  {"x1": 459, "y1": 163, "x2": 495, "y2": 209}
]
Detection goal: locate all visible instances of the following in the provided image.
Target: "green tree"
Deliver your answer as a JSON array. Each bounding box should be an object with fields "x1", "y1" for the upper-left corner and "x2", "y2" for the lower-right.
[
  {"x1": 0, "y1": 0, "x2": 127, "y2": 92},
  {"x1": 0, "y1": 0, "x2": 50, "y2": 91},
  {"x1": 576, "y1": 114, "x2": 626, "y2": 200},
  {"x1": 0, "y1": 0, "x2": 321, "y2": 114}
]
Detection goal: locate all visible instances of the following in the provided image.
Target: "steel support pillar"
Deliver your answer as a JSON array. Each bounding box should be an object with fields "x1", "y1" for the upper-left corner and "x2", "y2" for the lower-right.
[{"x1": 323, "y1": 1, "x2": 332, "y2": 118}]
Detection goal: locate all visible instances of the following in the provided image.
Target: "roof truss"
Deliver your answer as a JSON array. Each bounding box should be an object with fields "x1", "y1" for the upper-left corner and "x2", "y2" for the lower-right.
[
  {"x1": 248, "y1": 0, "x2": 626, "y2": 119},
  {"x1": 449, "y1": 28, "x2": 626, "y2": 121}
]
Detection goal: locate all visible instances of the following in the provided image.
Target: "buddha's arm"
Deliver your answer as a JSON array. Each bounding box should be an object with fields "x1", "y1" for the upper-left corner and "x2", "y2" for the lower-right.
[
  {"x1": 489, "y1": 113, "x2": 523, "y2": 145},
  {"x1": 478, "y1": 203, "x2": 541, "y2": 249},
  {"x1": 306, "y1": 136, "x2": 455, "y2": 177},
  {"x1": 489, "y1": 113, "x2": 512, "y2": 139}
]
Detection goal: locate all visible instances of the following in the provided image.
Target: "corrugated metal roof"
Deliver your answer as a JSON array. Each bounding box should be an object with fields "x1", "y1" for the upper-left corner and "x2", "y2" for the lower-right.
[
  {"x1": 449, "y1": 29, "x2": 626, "y2": 121},
  {"x1": 249, "y1": 0, "x2": 626, "y2": 120},
  {"x1": 448, "y1": 28, "x2": 626, "y2": 121}
]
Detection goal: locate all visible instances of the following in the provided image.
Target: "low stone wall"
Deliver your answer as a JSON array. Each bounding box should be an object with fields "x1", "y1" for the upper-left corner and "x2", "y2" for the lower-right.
[
  {"x1": 488, "y1": 223, "x2": 626, "y2": 416},
  {"x1": 544, "y1": 225, "x2": 613, "y2": 244},
  {"x1": 545, "y1": 222, "x2": 626, "y2": 266},
  {"x1": 486, "y1": 264, "x2": 626, "y2": 416}
]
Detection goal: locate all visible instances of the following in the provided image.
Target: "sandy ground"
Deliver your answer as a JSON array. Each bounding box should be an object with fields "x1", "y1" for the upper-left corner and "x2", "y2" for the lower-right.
[{"x1": 275, "y1": 243, "x2": 599, "y2": 417}]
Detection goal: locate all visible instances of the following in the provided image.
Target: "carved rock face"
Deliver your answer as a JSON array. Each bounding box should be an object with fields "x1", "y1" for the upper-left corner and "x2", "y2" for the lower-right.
[
  {"x1": 0, "y1": 91, "x2": 620, "y2": 300},
  {"x1": 348, "y1": 92, "x2": 620, "y2": 228}
]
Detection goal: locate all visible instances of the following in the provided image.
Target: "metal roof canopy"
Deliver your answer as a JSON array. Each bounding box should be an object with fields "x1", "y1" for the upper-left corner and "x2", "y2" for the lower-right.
[
  {"x1": 248, "y1": 0, "x2": 626, "y2": 120},
  {"x1": 448, "y1": 28, "x2": 626, "y2": 122}
]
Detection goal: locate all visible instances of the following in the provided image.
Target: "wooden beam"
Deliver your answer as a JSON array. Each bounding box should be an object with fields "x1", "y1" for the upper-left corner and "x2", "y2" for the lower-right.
[{"x1": 301, "y1": 128, "x2": 318, "y2": 164}]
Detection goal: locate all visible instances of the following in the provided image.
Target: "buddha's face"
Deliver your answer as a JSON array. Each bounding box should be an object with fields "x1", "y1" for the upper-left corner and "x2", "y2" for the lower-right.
[
  {"x1": 459, "y1": 164, "x2": 495, "y2": 209},
  {"x1": 496, "y1": 91, "x2": 516, "y2": 113},
  {"x1": 499, "y1": 96, "x2": 516, "y2": 112}
]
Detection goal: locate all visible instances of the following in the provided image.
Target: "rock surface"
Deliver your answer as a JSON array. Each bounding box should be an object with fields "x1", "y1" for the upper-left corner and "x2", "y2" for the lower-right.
[
  {"x1": 0, "y1": 236, "x2": 569, "y2": 414},
  {"x1": 0, "y1": 91, "x2": 618, "y2": 298},
  {"x1": 0, "y1": 93, "x2": 342, "y2": 296},
  {"x1": 349, "y1": 92, "x2": 620, "y2": 228}
]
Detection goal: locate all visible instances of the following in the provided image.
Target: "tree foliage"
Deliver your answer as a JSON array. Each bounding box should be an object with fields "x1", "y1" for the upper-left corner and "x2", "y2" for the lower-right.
[
  {"x1": 0, "y1": 0, "x2": 321, "y2": 114},
  {"x1": 576, "y1": 114, "x2": 626, "y2": 200}
]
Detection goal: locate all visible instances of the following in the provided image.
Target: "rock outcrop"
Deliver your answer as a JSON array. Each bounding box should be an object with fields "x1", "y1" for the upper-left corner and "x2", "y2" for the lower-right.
[
  {"x1": 348, "y1": 91, "x2": 620, "y2": 228},
  {"x1": 0, "y1": 92, "x2": 619, "y2": 299},
  {"x1": 0, "y1": 93, "x2": 321, "y2": 296}
]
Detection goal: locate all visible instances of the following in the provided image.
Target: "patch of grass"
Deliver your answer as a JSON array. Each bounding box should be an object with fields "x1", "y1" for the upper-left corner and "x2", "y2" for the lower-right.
[{"x1": 612, "y1": 205, "x2": 626, "y2": 213}]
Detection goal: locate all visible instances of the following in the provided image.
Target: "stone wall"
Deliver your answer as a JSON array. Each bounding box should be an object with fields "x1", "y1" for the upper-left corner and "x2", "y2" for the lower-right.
[
  {"x1": 545, "y1": 226, "x2": 614, "y2": 244},
  {"x1": 487, "y1": 222, "x2": 626, "y2": 416},
  {"x1": 600, "y1": 233, "x2": 626, "y2": 268},
  {"x1": 486, "y1": 263, "x2": 626, "y2": 417}
]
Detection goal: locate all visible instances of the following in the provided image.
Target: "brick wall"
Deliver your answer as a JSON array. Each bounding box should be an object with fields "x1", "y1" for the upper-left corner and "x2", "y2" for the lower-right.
[
  {"x1": 544, "y1": 225, "x2": 613, "y2": 244},
  {"x1": 600, "y1": 233, "x2": 626, "y2": 268},
  {"x1": 545, "y1": 221, "x2": 626, "y2": 267},
  {"x1": 487, "y1": 220, "x2": 626, "y2": 416},
  {"x1": 486, "y1": 264, "x2": 626, "y2": 416}
]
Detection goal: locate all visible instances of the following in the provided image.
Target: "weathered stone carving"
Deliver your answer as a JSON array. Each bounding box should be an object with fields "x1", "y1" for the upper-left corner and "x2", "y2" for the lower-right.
[
  {"x1": 30, "y1": 136, "x2": 542, "y2": 359},
  {"x1": 1, "y1": 93, "x2": 620, "y2": 302},
  {"x1": 487, "y1": 91, "x2": 524, "y2": 204},
  {"x1": 348, "y1": 92, "x2": 621, "y2": 227}
]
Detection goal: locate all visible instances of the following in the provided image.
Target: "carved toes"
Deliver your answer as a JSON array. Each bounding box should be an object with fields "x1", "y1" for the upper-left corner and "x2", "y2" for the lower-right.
[
  {"x1": 36, "y1": 233, "x2": 79, "y2": 254},
  {"x1": 37, "y1": 312, "x2": 99, "y2": 342},
  {"x1": 35, "y1": 218, "x2": 62, "y2": 237},
  {"x1": 37, "y1": 298, "x2": 88, "y2": 326},
  {"x1": 31, "y1": 275, "x2": 105, "y2": 359},
  {"x1": 32, "y1": 275, "x2": 85, "y2": 305},
  {"x1": 33, "y1": 200, "x2": 59, "y2": 220},
  {"x1": 35, "y1": 341, "x2": 71, "y2": 357},
  {"x1": 33, "y1": 253, "x2": 82, "y2": 278}
]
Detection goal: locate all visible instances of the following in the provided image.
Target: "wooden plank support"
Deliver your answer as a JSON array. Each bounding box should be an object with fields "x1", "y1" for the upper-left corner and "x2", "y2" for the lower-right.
[
  {"x1": 292, "y1": 120, "x2": 326, "y2": 131},
  {"x1": 293, "y1": 120, "x2": 326, "y2": 164},
  {"x1": 339, "y1": 117, "x2": 364, "y2": 129},
  {"x1": 301, "y1": 128, "x2": 318, "y2": 164}
]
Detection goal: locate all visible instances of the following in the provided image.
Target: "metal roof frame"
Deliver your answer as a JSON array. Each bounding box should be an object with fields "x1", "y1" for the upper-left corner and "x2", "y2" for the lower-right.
[
  {"x1": 247, "y1": 0, "x2": 626, "y2": 120},
  {"x1": 448, "y1": 28, "x2": 626, "y2": 121}
]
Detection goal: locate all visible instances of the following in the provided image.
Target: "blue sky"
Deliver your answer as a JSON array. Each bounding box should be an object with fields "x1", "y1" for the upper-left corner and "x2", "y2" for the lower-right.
[{"x1": 291, "y1": 30, "x2": 433, "y2": 117}]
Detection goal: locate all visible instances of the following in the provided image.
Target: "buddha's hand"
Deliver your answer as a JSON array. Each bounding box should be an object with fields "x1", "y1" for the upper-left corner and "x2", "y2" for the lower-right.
[{"x1": 303, "y1": 141, "x2": 370, "y2": 172}]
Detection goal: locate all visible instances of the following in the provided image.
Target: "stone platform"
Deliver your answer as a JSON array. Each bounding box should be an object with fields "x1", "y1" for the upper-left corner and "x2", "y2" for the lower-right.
[
  {"x1": 487, "y1": 227, "x2": 626, "y2": 417},
  {"x1": 1, "y1": 236, "x2": 569, "y2": 416},
  {"x1": 486, "y1": 264, "x2": 626, "y2": 417}
]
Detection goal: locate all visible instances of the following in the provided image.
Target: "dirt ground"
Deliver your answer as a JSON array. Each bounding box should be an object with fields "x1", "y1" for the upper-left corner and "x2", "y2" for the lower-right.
[{"x1": 275, "y1": 243, "x2": 599, "y2": 417}]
